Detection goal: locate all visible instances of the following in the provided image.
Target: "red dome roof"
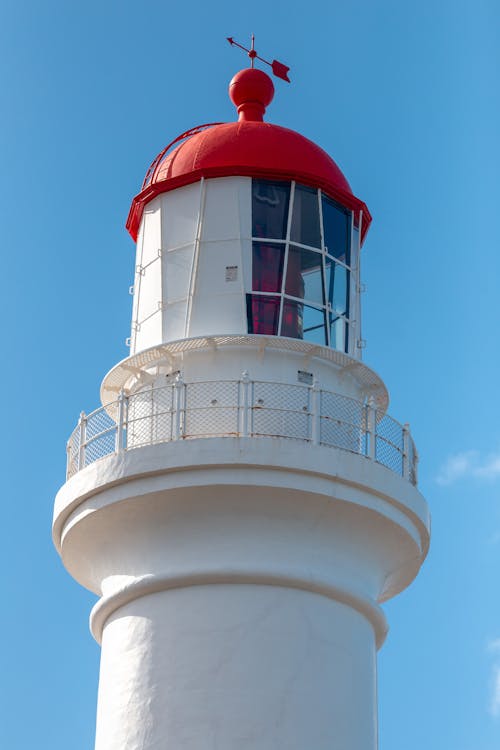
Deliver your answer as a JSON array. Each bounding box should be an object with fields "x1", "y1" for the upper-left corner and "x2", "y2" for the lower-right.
[{"x1": 126, "y1": 69, "x2": 371, "y2": 244}]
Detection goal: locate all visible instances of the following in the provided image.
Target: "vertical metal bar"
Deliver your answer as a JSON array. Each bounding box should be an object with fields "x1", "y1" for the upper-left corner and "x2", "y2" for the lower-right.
[
  {"x1": 402, "y1": 423, "x2": 410, "y2": 481},
  {"x1": 115, "y1": 390, "x2": 127, "y2": 453},
  {"x1": 173, "y1": 377, "x2": 180, "y2": 440},
  {"x1": 78, "y1": 411, "x2": 86, "y2": 471},
  {"x1": 367, "y1": 400, "x2": 376, "y2": 461},
  {"x1": 278, "y1": 181, "x2": 295, "y2": 335},
  {"x1": 311, "y1": 378, "x2": 320, "y2": 445},
  {"x1": 318, "y1": 190, "x2": 330, "y2": 347},
  {"x1": 174, "y1": 373, "x2": 184, "y2": 440},
  {"x1": 356, "y1": 210, "x2": 363, "y2": 358},
  {"x1": 185, "y1": 177, "x2": 206, "y2": 336},
  {"x1": 241, "y1": 371, "x2": 250, "y2": 437},
  {"x1": 248, "y1": 379, "x2": 254, "y2": 436},
  {"x1": 348, "y1": 209, "x2": 356, "y2": 357}
]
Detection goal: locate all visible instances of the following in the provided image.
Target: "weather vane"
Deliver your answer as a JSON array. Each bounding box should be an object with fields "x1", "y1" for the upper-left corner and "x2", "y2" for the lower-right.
[{"x1": 227, "y1": 35, "x2": 291, "y2": 83}]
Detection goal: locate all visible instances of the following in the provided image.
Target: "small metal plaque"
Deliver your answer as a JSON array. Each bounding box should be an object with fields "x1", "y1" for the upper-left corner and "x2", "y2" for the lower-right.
[
  {"x1": 297, "y1": 370, "x2": 313, "y2": 385},
  {"x1": 225, "y1": 265, "x2": 238, "y2": 281}
]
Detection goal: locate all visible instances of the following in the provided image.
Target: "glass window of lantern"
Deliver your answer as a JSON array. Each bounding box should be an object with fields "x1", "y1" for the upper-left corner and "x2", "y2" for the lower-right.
[
  {"x1": 303, "y1": 305, "x2": 328, "y2": 345},
  {"x1": 290, "y1": 185, "x2": 321, "y2": 248},
  {"x1": 248, "y1": 179, "x2": 355, "y2": 354},
  {"x1": 285, "y1": 246, "x2": 324, "y2": 307},
  {"x1": 252, "y1": 181, "x2": 290, "y2": 240},
  {"x1": 252, "y1": 242, "x2": 285, "y2": 293},
  {"x1": 322, "y1": 196, "x2": 350, "y2": 264},
  {"x1": 324, "y1": 262, "x2": 349, "y2": 315},
  {"x1": 247, "y1": 295, "x2": 281, "y2": 335},
  {"x1": 330, "y1": 316, "x2": 347, "y2": 351}
]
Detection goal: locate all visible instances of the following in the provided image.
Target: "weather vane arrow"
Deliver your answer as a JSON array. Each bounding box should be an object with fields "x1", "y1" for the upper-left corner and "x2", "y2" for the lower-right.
[{"x1": 227, "y1": 35, "x2": 291, "y2": 83}]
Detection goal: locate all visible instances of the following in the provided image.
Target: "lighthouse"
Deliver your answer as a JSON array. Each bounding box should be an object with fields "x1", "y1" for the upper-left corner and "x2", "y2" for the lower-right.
[{"x1": 53, "y1": 53, "x2": 430, "y2": 750}]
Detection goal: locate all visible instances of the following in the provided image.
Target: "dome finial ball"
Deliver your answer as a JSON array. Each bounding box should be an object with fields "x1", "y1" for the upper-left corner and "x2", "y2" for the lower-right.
[{"x1": 229, "y1": 68, "x2": 275, "y2": 122}]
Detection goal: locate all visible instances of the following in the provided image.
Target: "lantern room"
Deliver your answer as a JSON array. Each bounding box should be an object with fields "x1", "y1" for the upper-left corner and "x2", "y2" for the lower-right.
[{"x1": 126, "y1": 68, "x2": 371, "y2": 359}]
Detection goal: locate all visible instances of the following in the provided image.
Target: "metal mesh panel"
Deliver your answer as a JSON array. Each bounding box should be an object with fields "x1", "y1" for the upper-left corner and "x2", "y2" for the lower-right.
[
  {"x1": 320, "y1": 391, "x2": 364, "y2": 428},
  {"x1": 376, "y1": 413, "x2": 403, "y2": 449},
  {"x1": 376, "y1": 436, "x2": 403, "y2": 475},
  {"x1": 127, "y1": 385, "x2": 175, "y2": 448},
  {"x1": 320, "y1": 418, "x2": 366, "y2": 453},
  {"x1": 184, "y1": 381, "x2": 239, "y2": 437},
  {"x1": 253, "y1": 381, "x2": 310, "y2": 412},
  {"x1": 252, "y1": 407, "x2": 310, "y2": 439},
  {"x1": 86, "y1": 406, "x2": 116, "y2": 440},
  {"x1": 375, "y1": 413, "x2": 404, "y2": 475},
  {"x1": 184, "y1": 407, "x2": 239, "y2": 437},
  {"x1": 319, "y1": 391, "x2": 366, "y2": 453},
  {"x1": 185, "y1": 381, "x2": 239, "y2": 408},
  {"x1": 251, "y1": 381, "x2": 310, "y2": 439},
  {"x1": 84, "y1": 430, "x2": 116, "y2": 466}
]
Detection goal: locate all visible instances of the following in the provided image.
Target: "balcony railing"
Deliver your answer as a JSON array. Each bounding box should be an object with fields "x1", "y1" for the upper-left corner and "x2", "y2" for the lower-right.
[{"x1": 66, "y1": 376, "x2": 418, "y2": 485}]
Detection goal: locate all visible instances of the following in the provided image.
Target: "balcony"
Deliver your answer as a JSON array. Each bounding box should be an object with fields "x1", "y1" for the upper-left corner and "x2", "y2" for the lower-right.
[{"x1": 66, "y1": 376, "x2": 418, "y2": 485}]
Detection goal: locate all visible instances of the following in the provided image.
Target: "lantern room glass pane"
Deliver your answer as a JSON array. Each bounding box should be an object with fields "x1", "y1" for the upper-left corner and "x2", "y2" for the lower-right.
[
  {"x1": 330, "y1": 316, "x2": 346, "y2": 351},
  {"x1": 332, "y1": 264, "x2": 349, "y2": 315},
  {"x1": 281, "y1": 299, "x2": 303, "y2": 339},
  {"x1": 285, "y1": 245, "x2": 324, "y2": 306},
  {"x1": 281, "y1": 300, "x2": 327, "y2": 344},
  {"x1": 252, "y1": 180, "x2": 290, "y2": 239},
  {"x1": 303, "y1": 305, "x2": 327, "y2": 344},
  {"x1": 252, "y1": 242, "x2": 285, "y2": 293},
  {"x1": 322, "y1": 197, "x2": 350, "y2": 264},
  {"x1": 247, "y1": 295, "x2": 281, "y2": 335},
  {"x1": 290, "y1": 185, "x2": 321, "y2": 248}
]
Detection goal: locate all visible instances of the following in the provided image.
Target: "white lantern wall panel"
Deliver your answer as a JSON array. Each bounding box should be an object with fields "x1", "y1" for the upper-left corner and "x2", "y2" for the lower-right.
[
  {"x1": 130, "y1": 176, "x2": 359, "y2": 355},
  {"x1": 131, "y1": 199, "x2": 163, "y2": 353}
]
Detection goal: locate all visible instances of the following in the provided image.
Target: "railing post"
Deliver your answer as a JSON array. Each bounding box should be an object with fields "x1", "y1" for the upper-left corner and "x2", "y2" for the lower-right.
[
  {"x1": 173, "y1": 372, "x2": 184, "y2": 440},
  {"x1": 311, "y1": 378, "x2": 320, "y2": 445},
  {"x1": 402, "y1": 422, "x2": 410, "y2": 481},
  {"x1": 66, "y1": 440, "x2": 71, "y2": 478},
  {"x1": 115, "y1": 390, "x2": 128, "y2": 453},
  {"x1": 367, "y1": 399, "x2": 376, "y2": 461},
  {"x1": 78, "y1": 411, "x2": 86, "y2": 471},
  {"x1": 241, "y1": 371, "x2": 250, "y2": 437}
]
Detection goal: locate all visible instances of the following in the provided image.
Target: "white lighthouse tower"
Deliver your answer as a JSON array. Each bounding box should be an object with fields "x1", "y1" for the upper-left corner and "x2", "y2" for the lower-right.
[{"x1": 53, "y1": 60, "x2": 430, "y2": 750}]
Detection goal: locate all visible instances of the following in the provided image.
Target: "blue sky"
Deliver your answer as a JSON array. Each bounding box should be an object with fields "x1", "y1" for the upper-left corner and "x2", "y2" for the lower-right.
[{"x1": 1, "y1": 1, "x2": 499, "y2": 747}]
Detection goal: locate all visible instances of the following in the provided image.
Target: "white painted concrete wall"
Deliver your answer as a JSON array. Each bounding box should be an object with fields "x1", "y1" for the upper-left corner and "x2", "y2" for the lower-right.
[{"x1": 95, "y1": 585, "x2": 377, "y2": 750}]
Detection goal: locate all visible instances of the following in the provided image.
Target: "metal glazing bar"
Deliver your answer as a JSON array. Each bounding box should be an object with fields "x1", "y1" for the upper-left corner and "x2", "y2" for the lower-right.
[
  {"x1": 311, "y1": 380, "x2": 320, "y2": 445},
  {"x1": 278, "y1": 181, "x2": 295, "y2": 335},
  {"x1": 240, "y1": 371, "x2": 250, "y2": 437}
]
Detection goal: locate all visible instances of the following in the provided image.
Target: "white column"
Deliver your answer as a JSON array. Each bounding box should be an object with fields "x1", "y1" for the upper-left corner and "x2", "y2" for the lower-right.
[{"x1": 95, "y1": 585, "x2": 377, "y2": 750}]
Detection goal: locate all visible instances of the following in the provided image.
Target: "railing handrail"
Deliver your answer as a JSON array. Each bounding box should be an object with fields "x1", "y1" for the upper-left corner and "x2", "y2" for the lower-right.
[{"x1": 66, "y1": 376, "x2": 418, "y2": 486}]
